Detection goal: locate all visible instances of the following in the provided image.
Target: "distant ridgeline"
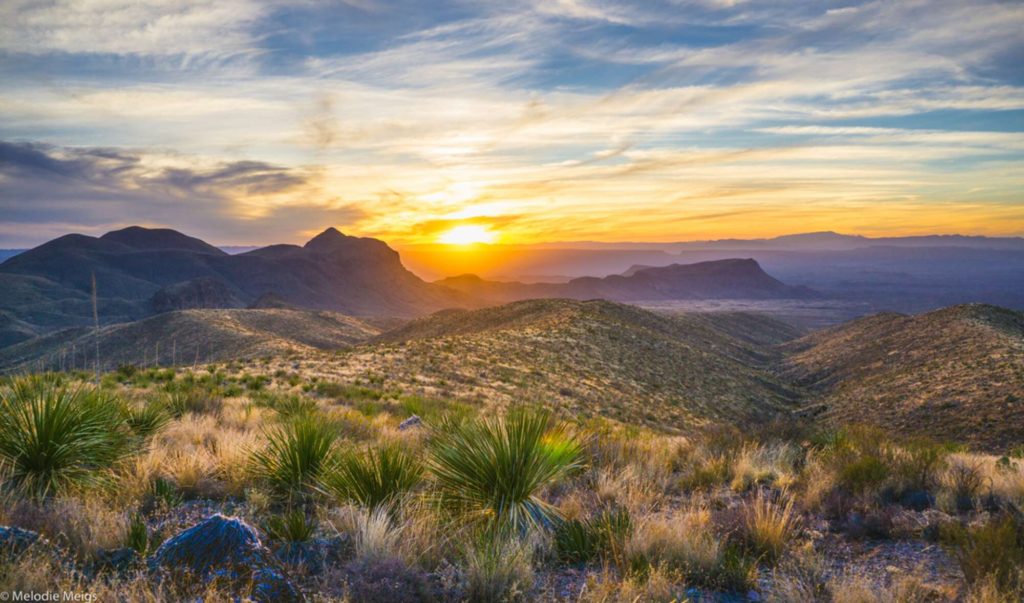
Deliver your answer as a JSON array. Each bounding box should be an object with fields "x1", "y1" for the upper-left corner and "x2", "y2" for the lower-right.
[{"x1": 0, "y1": 226, "x2": 816, "y2": 348}]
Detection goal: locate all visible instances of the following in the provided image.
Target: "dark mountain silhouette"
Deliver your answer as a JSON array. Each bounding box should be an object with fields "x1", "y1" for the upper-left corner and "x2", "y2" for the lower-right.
[
  {"x1": 437, "y1": 259, "x2": 817, "y2": 304},
  {"x1": 0, "y1": 227, "x2": 819, "y2": 347},
  {"x1": 0, "y1": 226, "x2": 473, "y2": 344}
]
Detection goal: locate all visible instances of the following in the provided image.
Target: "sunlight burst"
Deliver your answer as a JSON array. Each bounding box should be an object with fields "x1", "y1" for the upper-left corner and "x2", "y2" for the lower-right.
[{"x1": 437, "y1": 224, "x2": 497, "y2": 245}]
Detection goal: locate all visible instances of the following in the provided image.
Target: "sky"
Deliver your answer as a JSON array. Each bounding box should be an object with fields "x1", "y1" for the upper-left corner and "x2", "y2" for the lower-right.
[{"x1": 1, "y1": 0, "x2": 1023, "y2": 248}]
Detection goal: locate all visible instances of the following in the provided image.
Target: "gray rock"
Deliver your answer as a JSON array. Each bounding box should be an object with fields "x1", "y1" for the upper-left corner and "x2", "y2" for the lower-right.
[
  {"x1": 0, "y1": 525, "x2": 46, "y2": 560},
  {"x1": 92, "y1": 547, "x2": 142, "y2": 575},
  {"x1": 398, "y1": 415, "x2": 423, "y2": 430},
  {"x1": 148, "y1": 514, "x2": 303, "y2": 602}
]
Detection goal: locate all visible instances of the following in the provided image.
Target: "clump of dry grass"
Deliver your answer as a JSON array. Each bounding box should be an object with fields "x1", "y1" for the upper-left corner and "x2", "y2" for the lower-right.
[
  {"x1": 739, "y1": 491, "x2": 802, "y2": 563},
  {"x1": 462, "y1": 536, "x2": 535, "y2": 603}
]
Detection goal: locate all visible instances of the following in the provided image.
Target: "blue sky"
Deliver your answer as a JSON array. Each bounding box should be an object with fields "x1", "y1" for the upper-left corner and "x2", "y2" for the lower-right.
[{"x1": 1, "y1": 0, "x2": 1022, "y2": 247}]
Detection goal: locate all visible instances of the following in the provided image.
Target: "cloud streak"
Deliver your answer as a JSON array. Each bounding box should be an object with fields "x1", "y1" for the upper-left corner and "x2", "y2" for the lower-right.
[{"x1": 0, "y1": 0, "x2": 1022, "y2": 245}]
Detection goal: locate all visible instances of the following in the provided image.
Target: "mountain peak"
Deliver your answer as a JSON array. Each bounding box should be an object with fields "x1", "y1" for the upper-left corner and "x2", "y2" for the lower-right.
[
  {"x1": 303, "y1": 227, "x2": 352, "y2": 251},
  {"x1": 100, "y1": 226, "x2": 224, "y2": 255}
]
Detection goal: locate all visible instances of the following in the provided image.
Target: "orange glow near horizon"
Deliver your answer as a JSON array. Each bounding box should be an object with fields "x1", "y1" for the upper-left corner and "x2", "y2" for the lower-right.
[{"x1": 436, "y1": 224, "x2": 498, "y2": 245}]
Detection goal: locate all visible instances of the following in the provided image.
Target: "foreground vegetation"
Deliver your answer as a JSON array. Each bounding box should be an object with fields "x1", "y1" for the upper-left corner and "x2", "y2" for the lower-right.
[{"x1": 0, "y1": 366, "x2": 1022, "y2": 602}]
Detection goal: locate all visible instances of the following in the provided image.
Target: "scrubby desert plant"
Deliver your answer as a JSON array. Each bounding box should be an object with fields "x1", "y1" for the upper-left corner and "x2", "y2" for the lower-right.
[
  {"x1": 945, "y1": 459, "x2": 985, "y2": 512},
  {"x1": 251, "y1": 414, "x2": 338, "y2": 501},
  {"x1": 554, "y1": 506, "x2": 633, "y2": 567},
  {"x1": 162, "y1": 388, "x2": 222, "y2": 418},
  {"x1": 263, "y1": 509, "x2": 317, "y2": 543},
  {"x1": 463, "y1": 535, "x2": 535, "y2": 603},
  {"x1": 946, "y1": 515, "x2": 1024, "y2": 597},
  {"x1": 320, "y1": 444, "x2": 423, "y2": 511},
  {"x1": 0, "y1": 377, "x2": 135, "y2": 497},
  {"x1": 740, "y1": 491, "x2": 801, "y2": 563},
  {"x1": 123, "y1": 398, "x2": 171, "y2": 440},
  {"x1": 427, "y1": 408, "x2": 584, "y2": 533}
]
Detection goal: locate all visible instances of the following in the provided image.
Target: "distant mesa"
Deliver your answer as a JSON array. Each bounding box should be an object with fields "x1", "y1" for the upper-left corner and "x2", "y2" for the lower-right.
[{"x1": 437, "y1": 258, "x2": 818, "y2": 303}]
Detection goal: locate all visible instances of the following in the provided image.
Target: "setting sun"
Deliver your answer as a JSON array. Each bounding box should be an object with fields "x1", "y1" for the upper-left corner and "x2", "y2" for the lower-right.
[{"x1": 437, "y1": 225, "x2": 497, "y2": 245}]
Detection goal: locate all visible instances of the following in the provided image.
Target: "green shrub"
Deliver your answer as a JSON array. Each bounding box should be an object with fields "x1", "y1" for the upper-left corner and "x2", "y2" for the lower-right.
[
  {"x1": 126, "y1": 515, "x2": 150, "y2": 554},
  {"x1": 891, "y1": 438, "x2": 947, "y2": 494},
  {"x1": 263, "y1": 509, "x2": 317, "y2": 543},
  {"x1": 319, "y1": 445, "x2": 423, "y2": 511},
  {"x1": 428, "y1": 409, "x2": 584, "y2": 534},
  {"x1": 946, "y1": 516, "x2": 1024, "y2": 595},
  {"x1": 837, "y1": 455, "x2": 890, "y2": 495},
  {"x1": 253, "y1": 392, "x2": 317, "y2": 419},
  {"x1": 554, "y1": 518, "x2": 597, "y2": 564},
  {"x1": 554, "y1": 507, "x2": 633, "y2": 566},
  {"x1": 163, "y1": 389, "x2": 222, "y2": 418},
  {"x1": 123, "y1": 399, "x2": 171, "y2": 440},
  {"x1": 0, "y1": 376, "x2": 136, "y2": 497},
  {"x1": 251, "y1": 415, "x2": 339, "y2": 501}
]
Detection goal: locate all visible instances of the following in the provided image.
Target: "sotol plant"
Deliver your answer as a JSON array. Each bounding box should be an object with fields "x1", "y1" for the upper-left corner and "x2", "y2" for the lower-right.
[
  {"x1": 0, "y1": 376, "x2": 135, "y2": 497},
  {"x1": 251, "y1": 414, "x2": 339, "y2": 501},
  {"x1": 427, "y1": 408, "x2": 585, "y2": 534},
  {"x1": 319, "y1": 445, "x2": 423, "y2": 512}
]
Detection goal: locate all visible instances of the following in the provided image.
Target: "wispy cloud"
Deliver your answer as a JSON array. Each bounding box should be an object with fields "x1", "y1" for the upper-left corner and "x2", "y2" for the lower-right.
[{"x1": 0, "y1": 0, "x2": 1022, "y2": 246}]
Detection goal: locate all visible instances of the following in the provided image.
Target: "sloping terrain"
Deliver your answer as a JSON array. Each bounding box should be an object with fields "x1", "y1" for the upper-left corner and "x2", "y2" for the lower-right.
[
  {"x1": 436, "y1": 258, "x2": 817, "y2": 304},
  {"x1": 0, "y1": 227, "x2": 472, "y2": 345},
  {"x1": 780, "y1": 304, "x2": 1024, "y2": 451},
  {"x1": 360, "y1": 299, "x2": 804, "y2": 431},
  {"x1": 0, "y1": 308, "x2": 380, "y2": 374}
]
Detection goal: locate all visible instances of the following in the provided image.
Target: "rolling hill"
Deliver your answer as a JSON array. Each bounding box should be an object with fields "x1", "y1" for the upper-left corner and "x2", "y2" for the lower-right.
[
  {"x1": 366, "y1": 298, "x2": 804, "y2": 431},
  {"x1": 0, "y1": 308, "x2": 380, "y2": 374},
  {"x1": 780, "y1": 303, "x2": 1024, "y2": 451}
]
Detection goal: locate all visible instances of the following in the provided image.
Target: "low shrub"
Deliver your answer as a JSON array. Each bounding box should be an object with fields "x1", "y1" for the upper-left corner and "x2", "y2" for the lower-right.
[
  {"x1": 250, "y1": 415, "x2": 339, "y2": 502},
  {"x1": 320, "y1": 445, "x2": 423, "y2": 512},
  {"x1": 945, "y1": 515, "x2": 1024, "y2": 596},
  {"x1": 428, "y1": 408, "x2": 584, "y2": 534},
  {"x1": 739, "y1": 492, "x2": 801, "y2": 563},
  {"x1": 263, "y1": 509, "x2": 317, "y2": 543},
  {"x1": 0, "y1": 377, "x2": 137, "y2": 497}
]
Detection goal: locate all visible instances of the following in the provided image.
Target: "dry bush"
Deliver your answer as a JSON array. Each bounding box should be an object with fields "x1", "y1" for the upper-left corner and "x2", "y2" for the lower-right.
[
  {"x1": 739, "y1": 491, "x2": 802, "y2": 563},
  {"x1": 579, "y1": 565, "x2": 688, "y2": 603},
  {"x1": 730, "y1": 442, "x2": 802, "y2": 493},
  {"x1": 593, "y1": 465, "x2": 664, "y2": 514},
  {"x1": 462, "y1": 536, "x2": 535, "y2": 603},
  {"x1": 5, "y1": 496, "x2": 130, "y2": 560},
  {"x1": 626, "y1": 504, "x2": 721, "y2": 581}
]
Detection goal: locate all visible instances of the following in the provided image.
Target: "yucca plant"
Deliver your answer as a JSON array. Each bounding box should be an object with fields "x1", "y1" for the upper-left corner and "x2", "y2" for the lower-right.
[
  {"x1": 251, "y1": 415, "x2": 338, "y2": 502},
  {"x1": 427, "y1": 408, "x2": 584, "y2": 534},
  {"x1": 319, "y1": 444, "x2": 423, "y2": 512},
  {"x1": 0, "y1": 376, "x2": 135, "y2": 498},
  {"x1": 123, "y1": 399, "x2": 171, "y2": 440}
]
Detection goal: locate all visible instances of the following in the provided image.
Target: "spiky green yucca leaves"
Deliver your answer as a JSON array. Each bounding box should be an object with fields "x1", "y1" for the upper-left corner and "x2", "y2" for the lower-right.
[
  {"x1": 0, "y1": 376, "x2": 135, "y2": 498},
  {"x1": 428, "y1": 409, "x2": 585, "y2": 534},
  {"x1": 251, "y1": 415, "x2": 338, "y2": 501},
  {"x1": 320, "y1": 445, "x2": 423, "y2": 511}
]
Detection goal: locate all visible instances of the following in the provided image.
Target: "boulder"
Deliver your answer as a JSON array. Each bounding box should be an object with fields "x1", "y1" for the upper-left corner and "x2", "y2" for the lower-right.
[
  {"x1": 398, "y1": 415, "x2": 423, "y2": 431},
  {"x1": 0, "y1": 525, "x2": 47, "y2": 561},
  {"x1": 148, "y1": 514, "x2": 303, "y2": 602}
]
